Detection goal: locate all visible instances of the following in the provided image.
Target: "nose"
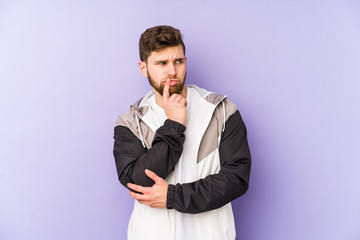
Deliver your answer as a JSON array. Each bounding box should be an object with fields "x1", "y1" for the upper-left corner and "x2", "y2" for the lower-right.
[{"x1": 167, "y1": 62, "x2": 176, "y2": 77}]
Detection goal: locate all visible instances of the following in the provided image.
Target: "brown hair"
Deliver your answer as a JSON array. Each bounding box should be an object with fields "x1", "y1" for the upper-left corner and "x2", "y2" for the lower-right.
[{"x1": 139, "y1": 25, "x2": 186, "y2": 62}]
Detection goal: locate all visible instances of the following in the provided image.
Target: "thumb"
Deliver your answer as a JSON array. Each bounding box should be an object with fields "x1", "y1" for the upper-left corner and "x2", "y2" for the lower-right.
[{"x1": 145, "y1": 169, "x2": 163, "y2": 184}]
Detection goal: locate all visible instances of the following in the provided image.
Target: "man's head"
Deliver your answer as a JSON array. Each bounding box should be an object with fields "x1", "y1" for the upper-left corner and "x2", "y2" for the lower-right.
[
  {"x1": 139, "y1": 25, "x2": 186, "y2": 63},
  {"x1": 138, "y1": 25, "x2": 187, "y2": 97}
]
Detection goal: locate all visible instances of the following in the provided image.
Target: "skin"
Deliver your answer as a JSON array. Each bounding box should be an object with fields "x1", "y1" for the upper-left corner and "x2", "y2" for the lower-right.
[
  {"x1": 138, "y1": 45, "x2": 187, "y2": 124},
  {"x1": 128, "y1": 45, "x2": 188, "y2": 208},
  {"x1": 128, "y1": 169, "x2": 169, "y2": 208}
]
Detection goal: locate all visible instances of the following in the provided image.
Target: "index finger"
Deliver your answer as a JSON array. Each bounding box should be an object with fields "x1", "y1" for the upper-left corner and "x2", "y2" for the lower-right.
[
  {"x1": 127, "y1": 183, "x2": 148, "y2": 194},
  {"x1": 145, "y1": 169, "x2": 163, "y2": 184},
  {"x1": 162, "y1": 78, "x2": 170, "y2": 100}
]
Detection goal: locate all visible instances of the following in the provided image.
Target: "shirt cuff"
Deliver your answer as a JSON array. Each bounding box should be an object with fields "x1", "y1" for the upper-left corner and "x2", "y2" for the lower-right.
[
  {"x1": 164, "y1": 119, "x2": 186, "y2": 134},
  {"x1": 166, "y1": 184, "x2": 176, "y2": 209}
]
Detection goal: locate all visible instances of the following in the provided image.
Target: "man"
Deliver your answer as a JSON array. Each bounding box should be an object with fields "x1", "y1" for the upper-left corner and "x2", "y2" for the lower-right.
[{"x1": 113, "y1": 25, "x2": 251, "y2": 240}]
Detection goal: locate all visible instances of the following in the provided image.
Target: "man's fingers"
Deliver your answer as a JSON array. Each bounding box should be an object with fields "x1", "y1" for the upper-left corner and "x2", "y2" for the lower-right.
[
  {"x1": 129, "y1": 191, "x2": 148, "y2": 201},
  {"x1": 137, "y1": 200, "x2": 148, "y2": 205},
  {"x1": 162, "y1": 78, "x2": 170, "y2": 100},
  {"x1": 145, "y1": 169, "x2": 163, "y2": 184},
  {"x1": 169, "y1": 94, "x2": 181, "y2": 101},
  {"x1": 169, "y1": 94, "x2": 186, "y2": 105},
  {"x1": 127, "y1": 183, "x2": 148, "y2": 194},
  {"x1": 180, "y1": 98, "x2": 187, "y2": 107}
]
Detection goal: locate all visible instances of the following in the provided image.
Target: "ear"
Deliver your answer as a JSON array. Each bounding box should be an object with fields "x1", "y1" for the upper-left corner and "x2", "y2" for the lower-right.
[
  {"x1": 185, "y1": 57, "x2": 187, "y2": 63},
  {"x1": 138, "y1": 61, "x2": 148, "y2": 78}
]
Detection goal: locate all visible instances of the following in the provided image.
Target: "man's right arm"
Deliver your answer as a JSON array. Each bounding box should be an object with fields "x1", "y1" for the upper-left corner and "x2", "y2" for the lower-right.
[
  {"x1": 113, "y1": 119, "x2": 186, "y2": 188},
  {"x1": 114, "y1": 80, "x2": 187, "y2": 188}
]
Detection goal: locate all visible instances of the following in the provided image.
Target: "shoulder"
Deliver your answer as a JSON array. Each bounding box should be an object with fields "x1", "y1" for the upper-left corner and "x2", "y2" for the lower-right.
[
  {"x1": 213, "y1": 98, "x2": 238, "y2": 123},
  {"x1": 114, "y1": 89, "x2": 155, "y2": 127},
  {"x1": 114, "y1": 96, "x2": 151, "y2": 128},
  {"x1": 187, "y1": 84, "x2": 239, "y2": 122}
]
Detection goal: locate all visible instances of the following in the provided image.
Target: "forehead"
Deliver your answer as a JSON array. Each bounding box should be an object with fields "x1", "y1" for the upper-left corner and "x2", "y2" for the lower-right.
[{"x1": 147, "y1": 45, "x2": 185, "y2": 61}]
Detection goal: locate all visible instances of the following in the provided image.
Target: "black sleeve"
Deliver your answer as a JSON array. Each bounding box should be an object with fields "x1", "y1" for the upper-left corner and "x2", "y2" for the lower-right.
[
  {"x1": 113, "y1": 119, "x2": 186, "y2": 188},
  {"x1": 166, "y1": 110, "x2": 251, "y2": 214}
]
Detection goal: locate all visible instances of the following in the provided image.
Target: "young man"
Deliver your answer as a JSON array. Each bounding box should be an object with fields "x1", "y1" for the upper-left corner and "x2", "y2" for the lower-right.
[{"x1": 113, "y1": 25, "x2": 251, "y2": 240}]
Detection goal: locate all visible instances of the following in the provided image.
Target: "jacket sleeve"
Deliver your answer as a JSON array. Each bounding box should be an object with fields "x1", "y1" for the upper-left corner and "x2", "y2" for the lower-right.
[
  {"x1": 166, "y1": 110, "x2": 251, "y2": 214},
  {"x1": 113, "y1": 119, "x2": 186, "y2": 188}
]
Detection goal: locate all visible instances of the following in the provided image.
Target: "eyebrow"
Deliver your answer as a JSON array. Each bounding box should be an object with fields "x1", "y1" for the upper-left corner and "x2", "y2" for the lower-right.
[
  {"x1": 154, "y1": 58, "x2": 185, "y2": 64},
  {"x1": 174, "y1": 58, "x2": 185, "y2": 61}
]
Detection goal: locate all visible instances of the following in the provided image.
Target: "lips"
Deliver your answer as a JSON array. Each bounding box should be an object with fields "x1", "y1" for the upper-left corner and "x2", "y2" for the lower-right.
[
  {"x1": 163, "y1": 79, "x2": 179, "y2": 86},
  {"x1": 170, "y1": 80, "x2": 179, "y2": 86}
]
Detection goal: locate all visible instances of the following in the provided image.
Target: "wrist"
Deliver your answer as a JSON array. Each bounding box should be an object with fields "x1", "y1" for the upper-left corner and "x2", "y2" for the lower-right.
[{"x1": 169, "y1": 118, "x2": 185, "y2": 125}]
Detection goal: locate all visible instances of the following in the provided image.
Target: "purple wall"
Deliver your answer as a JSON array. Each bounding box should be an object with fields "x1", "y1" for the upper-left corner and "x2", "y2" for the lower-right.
[{"x1": 1, "y1": 1, "x2": 359, "y2": 239}]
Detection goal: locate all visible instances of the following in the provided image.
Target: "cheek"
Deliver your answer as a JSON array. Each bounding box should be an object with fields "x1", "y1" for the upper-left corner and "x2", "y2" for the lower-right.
[
  {"x1": 152, "y1": 72, "x2": 163, "y2": 80},
  {"x1": 148, "y1": 67, "x2": 163, "y2": 77},
  {"x1": 177, "y1": 66, "x2": 186, "y2": 75}
]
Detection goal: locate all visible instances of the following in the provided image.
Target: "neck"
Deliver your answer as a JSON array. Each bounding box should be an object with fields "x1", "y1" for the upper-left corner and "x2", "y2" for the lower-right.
[{"x1": 154, "y1": 86, "x2": 187, "y2": 109}]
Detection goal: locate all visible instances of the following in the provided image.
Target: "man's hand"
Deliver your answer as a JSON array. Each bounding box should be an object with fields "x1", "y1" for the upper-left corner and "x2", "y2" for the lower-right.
[
  {"x1": 127, "y1": 169, "x2": 169, "y2": 208},
  {"x1": 162, "y1": 78, "x2": 187, "y2": 125}
]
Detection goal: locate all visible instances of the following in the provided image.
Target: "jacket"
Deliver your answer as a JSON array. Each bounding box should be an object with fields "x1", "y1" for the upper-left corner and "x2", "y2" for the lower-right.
[{"x1": 113, "y1": 85, "x2": 251, "y2": 240}]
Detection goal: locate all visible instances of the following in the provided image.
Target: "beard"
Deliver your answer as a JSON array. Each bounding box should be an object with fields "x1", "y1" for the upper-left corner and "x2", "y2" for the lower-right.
[{"x1": 147, "y1": 71, "x2": 186, "y2": 96}]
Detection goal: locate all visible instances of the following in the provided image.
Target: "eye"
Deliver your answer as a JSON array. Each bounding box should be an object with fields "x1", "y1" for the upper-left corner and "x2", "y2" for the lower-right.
[
  {"x1": 175, "y1": 59, "x2": 184, "y2": 64},
  {"x1": 157, "y1": 61, "x2": 167, "y2": 65}
]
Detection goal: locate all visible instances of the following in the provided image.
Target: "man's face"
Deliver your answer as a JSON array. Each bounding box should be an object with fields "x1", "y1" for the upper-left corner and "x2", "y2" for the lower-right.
[{"x1": 139, "y1": 45, "x2": 187, "y2": 96}]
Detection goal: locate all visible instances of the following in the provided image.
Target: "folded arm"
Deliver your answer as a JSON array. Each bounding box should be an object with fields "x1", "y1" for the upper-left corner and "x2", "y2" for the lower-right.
[
  {"x1": 126, "y1": 110, "x2": 251, "y2": 214},
  {"x1": 113, "y1": 119, "x2": 186, "y2": 187}
]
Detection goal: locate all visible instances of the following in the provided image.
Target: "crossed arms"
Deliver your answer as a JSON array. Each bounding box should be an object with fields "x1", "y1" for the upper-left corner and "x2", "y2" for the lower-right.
[{"x1": 113, "y1": 109, "x2": 251, "y2": 214}]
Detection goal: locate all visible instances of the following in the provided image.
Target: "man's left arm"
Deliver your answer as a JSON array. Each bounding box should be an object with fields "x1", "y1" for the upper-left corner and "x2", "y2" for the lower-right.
[{"x1": 128, "y1": 110, "x2": 251, "y2": 214}]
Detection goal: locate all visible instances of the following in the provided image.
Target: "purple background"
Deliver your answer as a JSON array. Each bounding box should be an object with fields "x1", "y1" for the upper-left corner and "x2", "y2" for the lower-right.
[{"x1": 1, "y1": 1, "x2": 360, "y2": 239}]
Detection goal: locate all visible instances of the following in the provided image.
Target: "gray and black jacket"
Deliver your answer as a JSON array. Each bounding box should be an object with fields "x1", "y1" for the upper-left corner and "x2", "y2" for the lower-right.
[{"x1": 113, "y1": 85, "x2": 251, "y2": 240}]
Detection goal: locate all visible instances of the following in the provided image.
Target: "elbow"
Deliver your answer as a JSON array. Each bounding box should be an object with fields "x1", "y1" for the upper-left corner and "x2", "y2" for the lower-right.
[
  {"x1": 234, "y1": 178, "x2": 249, "y2": 198},
  {"x1": 120, "y1": 166, "x2": 154, "y2": 187}
]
